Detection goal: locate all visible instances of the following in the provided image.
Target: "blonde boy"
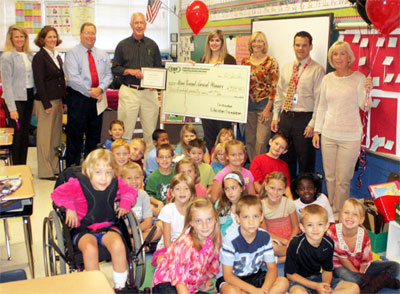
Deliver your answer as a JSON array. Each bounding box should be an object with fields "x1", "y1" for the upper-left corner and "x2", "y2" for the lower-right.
[
  {"x1": 285, "y1": 204, "x2": 359, "y2": 294},
  {"x1": 120, "y1": 162, "x2": 161, "y2": 241},
  {"x1": 217, "y1": 195, "x2": 289, "y2": 294}
]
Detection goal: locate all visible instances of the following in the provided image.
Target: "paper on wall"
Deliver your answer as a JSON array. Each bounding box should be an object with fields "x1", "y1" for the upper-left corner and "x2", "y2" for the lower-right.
[
  {"x1": 372, "y1": 99, "x2": 380, "y2": 108},
  {"x1": 358, "y1": 56, "x2": 366, "y2": 66},
  {"x1": 376, "y1": 37, "x2": 385, "y2": 47},
  {"x1": 360, "y1": 38, "x2": 369, "y2": 48},
  {"x1": 382, "y1": 56, "x2": 394, "y2": 66},
  {"x1": 384, "y1": 73, "x2": 394, "y2": 83},
  {"x1": 353, "y1": 34, "x2": 361, "y2": 43},
  {"x1": 388, "y1": 37, "x2": 397, "y2": 48},
  {"x1": 384, "y1": 140, "x2": 394, "y2": 150}
]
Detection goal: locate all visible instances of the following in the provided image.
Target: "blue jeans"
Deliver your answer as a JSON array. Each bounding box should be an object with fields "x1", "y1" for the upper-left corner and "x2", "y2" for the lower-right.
[{"x1": 333, "y1": 260, "x2": 400, "y2": 286}]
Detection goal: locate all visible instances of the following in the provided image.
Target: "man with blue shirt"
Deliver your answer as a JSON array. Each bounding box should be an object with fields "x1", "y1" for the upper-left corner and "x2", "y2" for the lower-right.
[{"x1": 64, "y1": 22, "x2": 113, "y2": 167}]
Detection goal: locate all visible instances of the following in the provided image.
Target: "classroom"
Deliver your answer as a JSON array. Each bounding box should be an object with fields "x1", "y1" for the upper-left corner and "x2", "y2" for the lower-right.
[{"x1": 0, "y1": 0, "x2": 399, "y2": 293}]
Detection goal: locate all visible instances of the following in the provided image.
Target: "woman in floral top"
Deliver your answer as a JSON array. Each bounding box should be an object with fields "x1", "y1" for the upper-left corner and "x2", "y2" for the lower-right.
[
  {"x1": 242, "y1": 31, "x2": 279, "y2": 161},
  {"x1": 152, "y1": 197, "x2": 221, "y2": 294}
]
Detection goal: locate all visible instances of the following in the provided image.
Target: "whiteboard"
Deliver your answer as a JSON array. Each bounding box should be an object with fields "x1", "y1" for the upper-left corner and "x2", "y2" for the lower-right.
[{"x1": 252, "y1": 14, "x2": 333, "y2": 71}]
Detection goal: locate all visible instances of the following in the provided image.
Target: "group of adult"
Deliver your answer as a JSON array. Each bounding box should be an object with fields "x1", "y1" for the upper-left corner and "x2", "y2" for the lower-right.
[
  {"x1": 1, "y1": 14, "x2": 371, "y2": 211},
  {"x1": 202, "y1": 29, "x2": 371, "y2": 213},
  {"x1": 0, "y1": 12, "x2": 160, "y2": 180}
]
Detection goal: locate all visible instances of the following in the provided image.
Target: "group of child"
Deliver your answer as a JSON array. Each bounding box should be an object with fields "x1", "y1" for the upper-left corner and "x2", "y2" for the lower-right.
[{"x1": 51, "y1": 120, "x2": 399, "y2": 294}]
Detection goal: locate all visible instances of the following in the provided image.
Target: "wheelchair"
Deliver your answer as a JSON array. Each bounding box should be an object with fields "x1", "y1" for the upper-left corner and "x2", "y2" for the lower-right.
[{"x1": 42, "y1": 167, "x2": 155, "y2": 289}]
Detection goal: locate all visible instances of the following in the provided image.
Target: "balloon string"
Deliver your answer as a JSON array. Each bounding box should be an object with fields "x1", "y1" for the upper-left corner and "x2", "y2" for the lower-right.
[{"x1": 357, "y1": 28, "x2": 377, "y2": 188}]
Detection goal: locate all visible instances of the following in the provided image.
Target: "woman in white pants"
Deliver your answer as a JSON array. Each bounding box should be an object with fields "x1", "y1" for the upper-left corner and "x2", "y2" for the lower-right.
[{"x1": 312, "y1": 41, "x2": 372, "y2": 213}]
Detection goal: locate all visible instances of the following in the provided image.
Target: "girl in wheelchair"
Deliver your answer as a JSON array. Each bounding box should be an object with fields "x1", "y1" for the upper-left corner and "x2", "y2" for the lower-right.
[{"x1": 51, "y1": 149, "x2": 137, "y2": 292}]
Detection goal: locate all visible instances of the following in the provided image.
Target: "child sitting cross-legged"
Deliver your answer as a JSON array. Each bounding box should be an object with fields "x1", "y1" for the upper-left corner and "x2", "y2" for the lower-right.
[
  {"x1": 145, "y1": 144, "x2": 175, "y2": 217},
  {"x1": 250, "y1": 132, "x2": 292, "y2": 198},
  {"x1": 151, "y1": 173, "x2": 196, "y2": 266},
  {"x1": 217, "y1": 195, "x2": 289, "y2": 294},
  {"x1": 145, "y1": 129, "x2": 170, "y2": 178},
  {"x1": 175, "y1": 124, "x2": 211, "y2": 163},
  {"x1": 327, "y1": 198, "x2": 399, "y2": 293},
  {"x1": 285, "y1": 204, "x2": 359, "y2": 294},
  {"x1": 129, "y1": 138, "x2": 146, "y2": 171},
  {"x1": 211, "y1": 142, "x2": 226, "y2": 174},
  {"x1": 260, "y1": 171, "x2": 299, "y2": 263},
  {"x1": 104, "y1": 120, "x2": 129, "y2": 150},
  {"x1": 152, "y1": 197, "x2": 221, "y2": 294},
  {"x1": 211, "y1": 140, "x2": 256, "y2": 203},
  {"x1": 120, "y1": 162, "x2": 161, "y2": 242},
  {"x1": 188, "y1": 139, "x2": 215, "y2": 195},
  {"x1": 111, "y1": 139, "x2": 130, "y2": 175},
  {"x1": 51, "y1": 149, "x2": 136, "y2": 293}
]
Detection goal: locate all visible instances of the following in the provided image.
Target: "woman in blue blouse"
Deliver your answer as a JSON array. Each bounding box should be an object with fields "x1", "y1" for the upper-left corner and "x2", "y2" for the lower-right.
[{"x1": 0, "y1": 25, "x2": 34, "y2": 165}]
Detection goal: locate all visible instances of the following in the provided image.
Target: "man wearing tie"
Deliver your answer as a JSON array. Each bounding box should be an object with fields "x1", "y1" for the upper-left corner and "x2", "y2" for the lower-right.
[
  {"x1": 112, "y1": 12, "x2": 162, "y2": 155},
  {"x1": 64, "y1": 23, "x2": 113, "y2": 167},
  {"x1": 271, "y1": 31, "x2": 325, "y2": 180}
]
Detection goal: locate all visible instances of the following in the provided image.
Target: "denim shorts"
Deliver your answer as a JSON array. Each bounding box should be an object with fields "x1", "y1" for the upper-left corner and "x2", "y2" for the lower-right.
[
  {"x1": 72, "y1": 225, "x2": 121, "y2": 246},
  {"x1": 289, "y1": 274, "x2": 342, "y2": 294}
]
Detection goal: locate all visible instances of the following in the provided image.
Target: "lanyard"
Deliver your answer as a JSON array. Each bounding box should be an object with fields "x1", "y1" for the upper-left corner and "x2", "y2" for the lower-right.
[{"x1": 291, "y1": 57, "x2": 311, "y2": 87}]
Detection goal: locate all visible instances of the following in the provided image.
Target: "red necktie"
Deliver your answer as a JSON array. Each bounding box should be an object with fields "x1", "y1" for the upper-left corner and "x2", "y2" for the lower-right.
[{"x1": 87, "y1": 49, "x2": 99, "y2": 88}]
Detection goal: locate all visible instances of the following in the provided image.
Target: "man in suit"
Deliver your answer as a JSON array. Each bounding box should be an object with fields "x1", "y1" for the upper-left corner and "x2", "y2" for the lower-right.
[
  {"x1": 64, "y1": 23, "x2": 113, "y2": 167},
  {"x1": 271, "y1": 31, "x2": 325, "y2": 180}
]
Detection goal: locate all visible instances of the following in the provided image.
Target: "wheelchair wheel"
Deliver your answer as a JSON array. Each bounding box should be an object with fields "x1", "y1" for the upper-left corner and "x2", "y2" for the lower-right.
[
  {"x1": 43, "y1": 210, "x2": 66, "y2": 276},
  {"x1": 124, "y1": 211, "x2": 146, "y2": 288}
]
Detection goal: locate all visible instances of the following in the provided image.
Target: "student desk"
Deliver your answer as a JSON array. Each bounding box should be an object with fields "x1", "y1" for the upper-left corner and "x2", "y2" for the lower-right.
[
  {"x1": 0, "y1": 270, "x2": 115, "y2": 293},
  {"x1": 0, "y1": 165, "x2": 35, "y2": 278}
]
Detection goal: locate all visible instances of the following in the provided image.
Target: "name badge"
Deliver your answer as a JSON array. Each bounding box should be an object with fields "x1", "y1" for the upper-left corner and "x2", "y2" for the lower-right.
[{"x1": 293, "y1": 93, "x2": 298, "y2": 105}]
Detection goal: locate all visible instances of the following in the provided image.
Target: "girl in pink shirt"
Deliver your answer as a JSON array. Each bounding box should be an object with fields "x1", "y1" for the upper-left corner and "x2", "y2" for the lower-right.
[{"x1": 152, "y1": 197, "x2": 221, "y2": 294}]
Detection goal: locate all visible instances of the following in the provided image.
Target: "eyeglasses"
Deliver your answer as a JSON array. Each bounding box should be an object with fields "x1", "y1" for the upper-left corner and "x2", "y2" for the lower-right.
[
  {"x1": 252, "y1": 39, "x2": 264, "y2": 43},
  {"x1": 83, "y1": 31, "x2": 96, "y2": 36}
]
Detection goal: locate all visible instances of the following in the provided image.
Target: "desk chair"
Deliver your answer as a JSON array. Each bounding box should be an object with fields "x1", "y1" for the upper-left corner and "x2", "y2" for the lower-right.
[{"x1": 0, "y1": 269, "x2": 27, "y2": 283}]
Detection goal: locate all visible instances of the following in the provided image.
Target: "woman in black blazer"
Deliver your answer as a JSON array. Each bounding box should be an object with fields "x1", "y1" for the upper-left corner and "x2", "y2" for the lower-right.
[{"x1": 32, "y1": 26, "x2": 65, "y2": 179}]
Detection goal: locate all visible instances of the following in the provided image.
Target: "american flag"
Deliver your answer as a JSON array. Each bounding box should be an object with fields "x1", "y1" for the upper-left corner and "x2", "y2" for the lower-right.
[{"x1": 146, "y1": 0, "x2": 162, "y2": 24}]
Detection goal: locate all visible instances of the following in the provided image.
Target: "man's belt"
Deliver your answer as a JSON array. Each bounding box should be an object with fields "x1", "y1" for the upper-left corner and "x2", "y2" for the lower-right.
[
  {"x1": 123, "y1": 83, "x2": 145, "y2": 91},
  {"x1": 282, "y1": 111, "x2": 313, "y2": 118}
]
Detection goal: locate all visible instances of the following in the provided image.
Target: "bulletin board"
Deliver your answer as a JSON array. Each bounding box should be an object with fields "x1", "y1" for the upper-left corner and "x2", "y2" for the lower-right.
[{"x1": 341, "y1": 30, "x2": 400, "y2": 158}]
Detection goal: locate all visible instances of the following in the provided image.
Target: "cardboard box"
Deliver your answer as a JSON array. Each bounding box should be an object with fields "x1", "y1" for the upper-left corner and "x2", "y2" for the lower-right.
[{"x1": 367, "y1": 229, "x2": 388, "y2": 253}]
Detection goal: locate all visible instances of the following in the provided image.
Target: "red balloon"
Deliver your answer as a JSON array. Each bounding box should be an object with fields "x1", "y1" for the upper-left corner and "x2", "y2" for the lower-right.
[
  {"x1": 366, "y1": 0, "x2": 400, "y2": 35},
  {"x1": 186, "y1": 1, "x2": 209, "y2": 35}
]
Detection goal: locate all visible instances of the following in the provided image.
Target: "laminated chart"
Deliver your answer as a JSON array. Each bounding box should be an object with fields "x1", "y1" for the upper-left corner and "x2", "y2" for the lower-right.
[
  {"x1": 164, "y1": 63, "x2": 250, "y2": 123},
  {"x1": 15, "y1": 1, "x2": 42, "y2": 34}
]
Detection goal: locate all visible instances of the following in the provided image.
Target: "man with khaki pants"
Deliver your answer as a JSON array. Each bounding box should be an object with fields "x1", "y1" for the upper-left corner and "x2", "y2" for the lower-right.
[{"x1": 112, "y1": 12, "x2": 162, "y2": 155}]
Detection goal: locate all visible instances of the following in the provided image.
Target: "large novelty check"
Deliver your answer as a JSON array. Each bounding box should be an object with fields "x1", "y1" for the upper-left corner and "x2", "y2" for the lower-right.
[{"x1": 163, "y1": 63, "x2": 250, "y2": 123}]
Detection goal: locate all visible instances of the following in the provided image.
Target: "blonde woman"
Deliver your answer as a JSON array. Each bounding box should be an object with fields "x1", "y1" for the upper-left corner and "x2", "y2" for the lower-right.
[
  {"x1": 200, "y1": 30, "x2": 236, "y2": 152},
  {"x1": 313, "y1": 41, "x2": 372, "y2": 213},
  {"x1": 242, "y1": 31, "x2": 279, "y2": 161},
  {"x1": 0, "y1": 25, "x2": 34, "y2": 164}
]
